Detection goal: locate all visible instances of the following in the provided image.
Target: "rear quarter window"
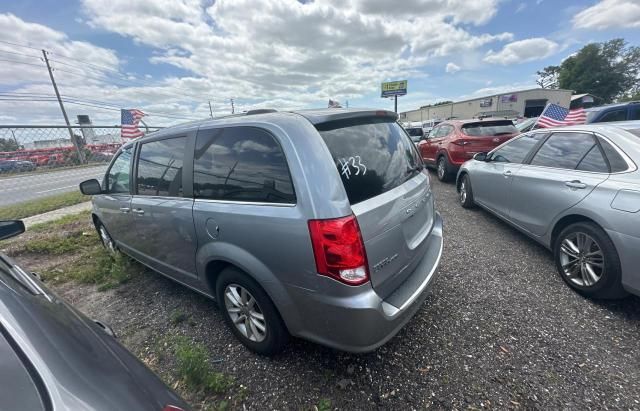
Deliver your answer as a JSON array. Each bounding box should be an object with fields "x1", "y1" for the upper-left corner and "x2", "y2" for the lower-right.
[
  {"x1": 317, "y1": 118, "x2": 423, "y2": 204},
  {"x1": 462, "y1": 121, "x2": 518, "y2": 136}
]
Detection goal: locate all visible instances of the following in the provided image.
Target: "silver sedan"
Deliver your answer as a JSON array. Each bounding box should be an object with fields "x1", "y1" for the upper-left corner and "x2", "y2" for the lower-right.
[{"x1": 456, "y1": 122, "x2": 640, "y2": 299}]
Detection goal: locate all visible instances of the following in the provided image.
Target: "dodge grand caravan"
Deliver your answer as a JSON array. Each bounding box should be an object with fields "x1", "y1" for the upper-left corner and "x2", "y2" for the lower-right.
[{"x1": 80, "y1": 109, "x2": 444, "y2": 355}]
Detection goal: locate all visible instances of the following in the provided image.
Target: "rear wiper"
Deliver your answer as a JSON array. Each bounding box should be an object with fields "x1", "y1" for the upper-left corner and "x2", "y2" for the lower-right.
[{"x1": 493, "y1": 132, "x2": 514, "y2": 136}]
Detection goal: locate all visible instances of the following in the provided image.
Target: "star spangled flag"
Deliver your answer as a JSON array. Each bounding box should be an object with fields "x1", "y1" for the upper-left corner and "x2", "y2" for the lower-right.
[
  {"x1": 537, "y1": 104, "x2": 586, "y2": 128},
  {"x1": 121, "y1": 109, "x2": 146, "y2": 139}
]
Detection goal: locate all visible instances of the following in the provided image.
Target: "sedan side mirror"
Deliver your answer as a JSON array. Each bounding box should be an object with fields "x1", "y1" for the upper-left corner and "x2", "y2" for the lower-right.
[
  {"x1": 473, "y1": 152, "x2": 488, "y2": 161},
  {"x1": 80, "y1": 179, "x2": 102, "y2": 195},
  {"x1": 0, "y1": 220, "x2": 25, "y2": 241}
]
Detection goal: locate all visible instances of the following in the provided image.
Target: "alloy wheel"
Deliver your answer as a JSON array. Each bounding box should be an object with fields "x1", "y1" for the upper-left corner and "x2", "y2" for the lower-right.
[
  {"x1": 460, "y1": 180, "x2": 467, "y2": 204},
  {"x1": 99, "y1": 225, "x2": 116, "y2": 253},
  {"x1": 437, "y1": 159, "x2": 445, "y2": 179},
  {"x1": 224, "y1": 284, "x2": 267, "y2": 342},
  {"x1": 559, "y1": 232, "x2": 604, "y2": 287}
]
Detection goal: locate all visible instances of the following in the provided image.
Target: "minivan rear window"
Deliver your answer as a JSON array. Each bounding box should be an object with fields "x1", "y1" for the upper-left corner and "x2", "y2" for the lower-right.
[
  {"x1": 461, "y1": 121, "x2": 518, "y2": 137},
  {"x1": 317, "y1": 118, "x2": 423, "y2": 204}
]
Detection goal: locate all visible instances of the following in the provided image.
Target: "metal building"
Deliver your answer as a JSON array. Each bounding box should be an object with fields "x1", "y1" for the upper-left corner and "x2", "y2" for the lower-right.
[{"x1": 400, "y1": 88, "x2": 573, "y2": 122}]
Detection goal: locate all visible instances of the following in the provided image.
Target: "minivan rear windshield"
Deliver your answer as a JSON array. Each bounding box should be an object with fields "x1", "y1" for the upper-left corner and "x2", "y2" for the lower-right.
[
  {"x1": 316, "y1": 118, "x2": 423, "y2": 204},
  {"x1": 461, "y1": 121, "x2": 518, "y2": 136}
]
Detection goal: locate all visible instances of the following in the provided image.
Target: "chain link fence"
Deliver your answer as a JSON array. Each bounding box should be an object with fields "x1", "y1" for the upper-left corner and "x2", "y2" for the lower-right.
[{"x1": 0, "y1": 125, "x2": 161, "y2": 175}]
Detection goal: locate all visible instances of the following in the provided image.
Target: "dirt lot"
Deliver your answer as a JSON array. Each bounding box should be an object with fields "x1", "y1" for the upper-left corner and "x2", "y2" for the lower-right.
[{"x1": 5, "y1": 173, "x2": 640, "y2": 410}]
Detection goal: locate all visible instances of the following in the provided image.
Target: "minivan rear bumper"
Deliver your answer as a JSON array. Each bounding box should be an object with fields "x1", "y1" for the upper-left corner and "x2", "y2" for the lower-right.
[{"x1": 287, "y1": 212, "x2": 443, "y2": 353}]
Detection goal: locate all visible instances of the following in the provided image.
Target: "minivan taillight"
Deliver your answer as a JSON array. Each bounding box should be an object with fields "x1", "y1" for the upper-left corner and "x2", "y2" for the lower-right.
[{"x1": 308, "y1": 215, "x2": 369, "y2": 285}]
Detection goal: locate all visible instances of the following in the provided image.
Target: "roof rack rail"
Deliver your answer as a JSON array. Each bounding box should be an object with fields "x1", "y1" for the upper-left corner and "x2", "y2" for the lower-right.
[{"x1": 246, "y1": 109, "x2": 277, "y2": 115}]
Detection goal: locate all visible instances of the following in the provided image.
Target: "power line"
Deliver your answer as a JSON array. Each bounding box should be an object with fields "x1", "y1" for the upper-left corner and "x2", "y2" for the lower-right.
[
  {"x1": 0, "y1": 49, "x2": 43, "y2": 60},
  {"x1": 0, "y1": 58, "x2": 46, "y2": 69},
  {"x1": 0, "y1": 39, "x2": 42, "y2": 51}
]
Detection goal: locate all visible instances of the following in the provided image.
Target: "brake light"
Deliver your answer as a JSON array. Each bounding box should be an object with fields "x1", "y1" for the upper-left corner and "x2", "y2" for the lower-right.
[
  {"x1": 308, "y1": 215, "x2": 369, "y2": 285},
  {"x1": 163, "y1": 406, "x2": 185, "y2": 411}
]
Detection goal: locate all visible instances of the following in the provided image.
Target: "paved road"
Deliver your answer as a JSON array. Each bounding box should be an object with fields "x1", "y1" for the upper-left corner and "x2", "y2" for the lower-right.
[{"x1": 0, "y1": 165, "x2": 106, "y2": 206}]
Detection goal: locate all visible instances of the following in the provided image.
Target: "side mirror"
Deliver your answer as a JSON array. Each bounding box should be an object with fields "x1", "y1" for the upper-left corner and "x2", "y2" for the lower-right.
[
  {"x1": 473, "y1": 152, "x2": 488, "y2": 162},
  {"x1": 80, "y1": 179, "x2": 102, "y2": 195},
  {"x1": 0, "y1": 220, "x2": 25, "y2": 241}
]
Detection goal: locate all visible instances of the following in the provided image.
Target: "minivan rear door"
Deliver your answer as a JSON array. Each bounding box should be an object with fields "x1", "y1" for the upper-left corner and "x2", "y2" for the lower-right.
[{"x1": 316, "y1": 118, "x2": 435, "y2": 298}]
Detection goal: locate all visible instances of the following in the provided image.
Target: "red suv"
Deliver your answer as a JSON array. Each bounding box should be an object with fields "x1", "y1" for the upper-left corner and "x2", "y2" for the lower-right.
[{"x1": 417, "y1": 119, "x2": 519, "y2": 181}]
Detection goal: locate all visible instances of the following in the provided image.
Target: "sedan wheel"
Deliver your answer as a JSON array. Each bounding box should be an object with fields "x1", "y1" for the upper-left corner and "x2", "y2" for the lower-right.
[
  {"x1": 459, "y1": 174, "x2": 474, "y2": 208},
  {"x1": 559, "y1": 232, "x2": 604, "y2": 287},
  {"x1": 554, "y1": 222, "x2": 627, "y2": 299},
  {"x1": 224, "y1": 284, "x2": 267, "y2": 343}
]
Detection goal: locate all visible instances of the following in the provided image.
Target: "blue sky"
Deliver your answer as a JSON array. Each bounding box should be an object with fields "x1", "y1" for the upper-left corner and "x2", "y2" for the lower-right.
[{"x1": 0, "y1": 0, "x2": 638, "y2": 125}]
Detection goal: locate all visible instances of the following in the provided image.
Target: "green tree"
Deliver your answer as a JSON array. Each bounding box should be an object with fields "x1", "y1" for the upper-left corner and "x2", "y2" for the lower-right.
[
  {"x1": 537, "y1": 39, "x2": 640, "y2": 103},
  {"x1": 0, "y1": 137, "x2": 20, "y2": 152},
  {"x1": 536, "y1": 66, "x2": 560, "y2": 89}
]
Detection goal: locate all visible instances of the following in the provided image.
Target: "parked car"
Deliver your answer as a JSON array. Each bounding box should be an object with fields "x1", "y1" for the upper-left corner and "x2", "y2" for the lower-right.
[
  {"x1": 417, "y1": 119, "x2": 519, "y2": 181},
  {"x1": 585, "y1": 101, "x2": 640, "y2": 123},
  {"x1": 456, "y1": 122, "x2": 640, "y2": 299},
  {"x1": 0, "y1": 159, "x2": 35, "y2": 173},
  {"x1": 515, "y1": 117, "x2": 538, "y2": 133},
  {"x1": 405, "y1": 124, "x2": 425, "y2": 143},
  {"x1": 0, "y1": 220, "x2": 190, "y2": 411},
  {"x1": 80, "y1": 108, "x2": 444, "y2": 355}
]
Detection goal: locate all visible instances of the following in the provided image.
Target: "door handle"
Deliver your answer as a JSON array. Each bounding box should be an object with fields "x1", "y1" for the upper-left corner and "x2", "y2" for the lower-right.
[
  {"x1": 132, "y1": 208, "x2": 145, "y2": 215},
  {"x1": 502, "y1": 170, "x2": 512, "y2": 177},
  {"x1": 565, "y1": 180, "x2": 587, "y2": 189},
  {"x1": 119, "y1": 207, "x2": 130, "y2": 213}
]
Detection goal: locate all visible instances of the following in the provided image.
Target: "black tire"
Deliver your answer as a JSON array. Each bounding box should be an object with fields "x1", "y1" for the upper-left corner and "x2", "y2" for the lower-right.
[
  {"x1": 436, "y1": 155, "x2": 452, "y2": 182},
  {"x1": 216, "y1": 267, "x2": 289, "y2": 355},
  {"x1": 459, "y1": 174, "x2": 475, "y2": 208},
  {"x1": 553, "y1": 222, "x2": 628, "y2": 299}
]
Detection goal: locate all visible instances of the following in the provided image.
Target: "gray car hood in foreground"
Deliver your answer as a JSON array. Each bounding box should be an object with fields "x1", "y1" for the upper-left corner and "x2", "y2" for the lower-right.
[{"x1": 0, "y1": 253, "x2": 189, "y2": 411}]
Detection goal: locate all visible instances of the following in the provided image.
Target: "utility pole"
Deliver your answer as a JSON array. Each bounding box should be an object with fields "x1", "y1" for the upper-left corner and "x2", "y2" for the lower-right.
[
  {"x1": 208, "y1": 101, "x2": 213, "y2": 118},
  {"x1": 230, "y1": 98, "x2": 235, "y2": 114},
  {"x1": 42, "y1": 49, "x2": 85, "y2": 163},
  {"x1": 394, "y1": 95, "x2": 398, "y2": 113}
]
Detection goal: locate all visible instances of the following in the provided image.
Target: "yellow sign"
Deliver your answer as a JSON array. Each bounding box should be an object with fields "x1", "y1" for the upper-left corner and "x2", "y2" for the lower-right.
[{"x1": 381, "y1": 80, "x2": 407, "y2": 97}]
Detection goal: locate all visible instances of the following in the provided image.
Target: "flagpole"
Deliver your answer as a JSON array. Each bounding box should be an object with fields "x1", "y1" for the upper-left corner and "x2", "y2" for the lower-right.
[{"x1": 530, "y1": 102, "x2": 549, "y2": 130}]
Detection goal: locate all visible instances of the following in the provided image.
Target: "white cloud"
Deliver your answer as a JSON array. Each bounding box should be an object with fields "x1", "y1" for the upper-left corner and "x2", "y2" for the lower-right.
[
  {"x1": 460, "y1": 81, "x2": 539, "y2": 99},
  {"x1": 0, "y1": 1, "x2": 517, "y2": 124},
  {"x1": 484, "y1": 38, "x2": 559, "y2": 65},
  {"x1": 515, "y1": 3, "x2": 526, "y2": 13},
  {"x1": 445, "y1": 62, "x2": 461, "y2": 73},
  {"x1": 572, "y1": 0, "x2": 640, "y2": 30}
]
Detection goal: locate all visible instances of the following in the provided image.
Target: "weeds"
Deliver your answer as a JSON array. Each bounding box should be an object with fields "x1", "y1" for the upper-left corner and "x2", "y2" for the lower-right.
[
  {"x1": 172, "y1": 336, "x2": 233, "y2": 395},
  {"x1": 317, "y1": 398, "x2": 332, "y2": 411},
  {"x1": 169, "y1": 309, "x2": 189, "y2": 325},
  {"x1": 23, "y1": 229, "x2": 99, "y2": 254}
]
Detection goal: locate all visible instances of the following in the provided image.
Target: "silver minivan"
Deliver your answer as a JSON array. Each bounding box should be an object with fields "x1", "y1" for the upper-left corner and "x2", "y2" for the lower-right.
[{"x1": 81, "y1": 109, "x2": 444, "y2": 354}]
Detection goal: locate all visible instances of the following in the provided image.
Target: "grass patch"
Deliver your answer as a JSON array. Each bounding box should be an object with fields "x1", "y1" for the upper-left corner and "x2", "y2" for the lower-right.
[
  {"x1": 0, "y1": 191, "x2": 90, "y2": 220},
  {"x1": 171, "y1": 336, "x2": 233, "y2": 396},
  {"x1": 29, "y1": 210, "x2": 92, "y2": 232},
  {"x1": 23, "y1": 230, "x2": 99, "y2": 255},
  {"x1": 42, "y1": 247, "x2": 144, "y2": 290},
  {"x1": 317, "y1": 398, "x2": 332, "y2": 411},
  {"x1": 169, "y1": 308, "x2": 189, "y2": 325}
]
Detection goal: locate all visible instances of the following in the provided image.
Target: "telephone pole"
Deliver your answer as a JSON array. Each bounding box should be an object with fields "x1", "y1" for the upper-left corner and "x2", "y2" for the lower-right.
[
  {"x1": 230, "y1": 98, "x2": 235, "y2": 114},
  {"x1": 42, "y1": 49, "x2": 85, "y2": 163},
  {"x1": 208, "y1": 100, "x2": 214, "y2": 118}
]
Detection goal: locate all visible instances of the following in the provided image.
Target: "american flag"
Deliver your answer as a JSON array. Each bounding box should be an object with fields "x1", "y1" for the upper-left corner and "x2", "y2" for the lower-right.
[
  {"x1": 537, "y1": 104, "x2": 586, "y2": 128},
  {"x1": 121, "y1": 109, "x2": 146, "y2": 138}
]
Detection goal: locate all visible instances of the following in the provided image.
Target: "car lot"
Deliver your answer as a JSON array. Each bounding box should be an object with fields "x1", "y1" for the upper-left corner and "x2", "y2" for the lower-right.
[{"x1": 18, "y1": 171, "x2": 639, "y2": 410}]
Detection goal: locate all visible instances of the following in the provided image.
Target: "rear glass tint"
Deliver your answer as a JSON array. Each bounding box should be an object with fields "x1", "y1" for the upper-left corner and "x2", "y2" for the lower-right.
[
  {"x1": 461, "y1": 121, "x2": 517, "y2": 137},
  {"x1": 406, "y1": 128, "x2": 423, "y2": 136},
  {"x1": 317, "y1": 118, "x2": 423, "y2": 204}
]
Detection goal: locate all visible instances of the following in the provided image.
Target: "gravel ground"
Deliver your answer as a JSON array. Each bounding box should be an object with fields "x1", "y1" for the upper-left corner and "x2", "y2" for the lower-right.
[{"x1": 26, "y1": 172, "x2": 640, "y2": 409}]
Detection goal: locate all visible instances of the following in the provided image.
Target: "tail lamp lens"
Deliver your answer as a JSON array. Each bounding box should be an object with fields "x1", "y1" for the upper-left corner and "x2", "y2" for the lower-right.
[{"x1": 308, "y1": 215, "x2": 369, "y2": 285}]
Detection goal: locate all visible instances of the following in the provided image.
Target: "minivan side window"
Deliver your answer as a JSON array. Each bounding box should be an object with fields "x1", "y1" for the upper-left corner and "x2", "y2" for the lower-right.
[
  {"x1": 136, "y1": 137, "x2": 186, "y2": 197},
  {"x1": 193, "y1": 127, "x2": 296, "y2": 204},
  {"x1": 491, "y1": 133, "x2": 544, "y2": 163},
  {"x1": 105, "y1": 146, "x2": 132, "y2": 193},
  {"x1": 530, "y1": 132, "x2": 598, "y2": 170}
]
